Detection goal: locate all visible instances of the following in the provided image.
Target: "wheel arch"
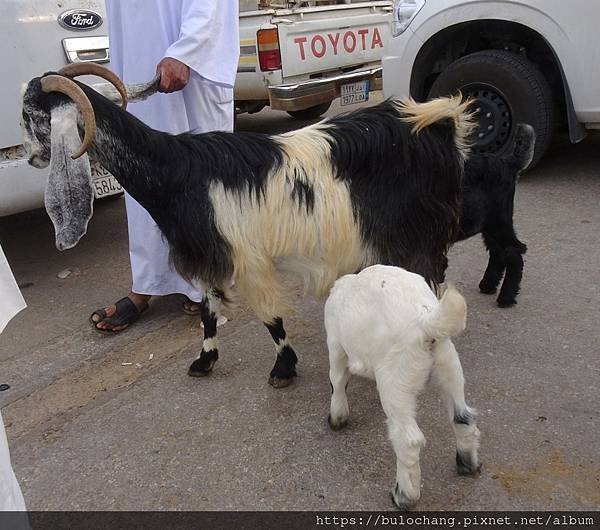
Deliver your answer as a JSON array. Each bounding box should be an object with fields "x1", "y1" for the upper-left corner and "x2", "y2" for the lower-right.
[{"x1": 409, "y1": 17, "x2": 585, "y2": 143}]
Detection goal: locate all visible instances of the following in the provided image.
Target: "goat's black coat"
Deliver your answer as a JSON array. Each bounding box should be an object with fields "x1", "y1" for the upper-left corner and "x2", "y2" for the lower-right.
[
  {"x1": 456, "y1": 124, "x2": 534, "y2": 307},
  {"x1": 326, "y1": 102, "x2": 463, "y2": 284}
]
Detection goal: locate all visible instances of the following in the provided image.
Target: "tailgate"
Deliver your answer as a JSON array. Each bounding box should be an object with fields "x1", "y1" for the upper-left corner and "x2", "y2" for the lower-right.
[{"x1": 275, "y1": 2, "x2": 393, "y2": 79}]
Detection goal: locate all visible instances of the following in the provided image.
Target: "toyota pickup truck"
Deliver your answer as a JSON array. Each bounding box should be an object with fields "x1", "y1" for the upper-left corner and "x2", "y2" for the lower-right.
[
  {"x1": 383, "y1": 0, "x2": 600, "y2": 167},
  {"x1": 0, "y1": 0, "x2": 122, "y2": 218},
  {"x1": 237, "y1": 0, "x2": 393, "y2": 119}
]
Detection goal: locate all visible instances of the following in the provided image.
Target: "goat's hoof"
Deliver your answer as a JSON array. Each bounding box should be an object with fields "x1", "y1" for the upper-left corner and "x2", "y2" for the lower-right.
[
  {"x1": 478, "y1": 283, "x2": 497, "y2": 295},
  {"x1": 456, "y1": 451, "x2": 482, "y2": 476},
  {"x1": 268, "y1": 375, "x2": 295, "y2": 388},
  {"x1": 496, "y1": 298, "x2": 517, "y2": 308},
  {"x1": 390, "y1": 484, "x2": 418, "y2": 511},
  {"x1": 328, "y1": 414, "x2": 348, "y2": 431},
  {"x1": 187, "y1": 358, "x2": 216, "y2": 377}
]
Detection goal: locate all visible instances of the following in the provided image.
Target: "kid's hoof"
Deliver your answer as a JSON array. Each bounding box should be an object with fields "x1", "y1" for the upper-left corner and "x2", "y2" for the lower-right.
[
  {"x1": 390, "y1": 484, "x2": 418, "y2": 511},
  {"x1": 456, "y1": 451, "x2": 482, "y2": 475},
  {"x1": 327, "y1": 414, "x2": 348, "y2": 431},
  {"x1": 268, "y1": 375, "x2": 295, "y2": 388}
]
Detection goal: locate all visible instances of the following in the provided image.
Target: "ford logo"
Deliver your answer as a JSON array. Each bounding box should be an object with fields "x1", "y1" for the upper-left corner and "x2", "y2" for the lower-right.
[{"x1": 58, "y1": 9, "x2": 103, "y2": 31}]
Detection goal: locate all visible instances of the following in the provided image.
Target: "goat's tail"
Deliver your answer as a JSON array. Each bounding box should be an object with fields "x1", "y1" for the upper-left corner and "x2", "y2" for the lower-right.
[
  {"x1": 422, "y1": 284, "x2": 467, "y2": 340},
  {"x1": 506, "y1": 123, "x2": 536, "y2": 172},
  {"x1": 398, "y1": 94, "x2": 476, "y2": 155}
]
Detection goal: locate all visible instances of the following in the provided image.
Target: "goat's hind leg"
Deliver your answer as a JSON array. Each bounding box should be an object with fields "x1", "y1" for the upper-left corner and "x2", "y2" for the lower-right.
[
  {"x1": 376, "y1": 370, "x2": 426, "y2": 510},
  {"x1": 188, "y1": 289, "x2": 223, "y2": 377},
  {"x1": 327, "y1": 338, "x2": 351, "y2": 430},
  {"x1": 432, "y1": 340, "x2": 481, "y2": 475},
  {"x1": 496, "y1": 239, "x2": 526, "y2": 307},
  {"x1": 479, "y1": 233, "x2": 506, "y2": 295},
  {"x1": 265, "y1": 318, "x2": 298, "y2": 388}
]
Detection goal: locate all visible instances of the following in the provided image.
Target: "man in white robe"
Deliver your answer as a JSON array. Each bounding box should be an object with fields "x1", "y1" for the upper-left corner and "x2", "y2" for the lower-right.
[
  {"x1": 92, "y1": 0, "x2": 239, "y2": 331},
  {"x1": 0, "y1": 244, "x2": 27, "y2": 511}
]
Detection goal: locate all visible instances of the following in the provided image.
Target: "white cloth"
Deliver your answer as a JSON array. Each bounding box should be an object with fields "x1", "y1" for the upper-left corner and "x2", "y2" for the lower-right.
[
  {"x1": 106, "y1": 0, "x2": 239, "y2": 301},
  {"x1": 107, "y1": 0, "x2": 239, "y2": 88},
  {"x1": 0, "y1": 412, "x2": 26, "y2": 512},
  {"x1": 0, "y1": 245, "x2": 26, "y2": 334},
  {"x1": 0, "y1": 244, "x2": 26, "y2": 511}
]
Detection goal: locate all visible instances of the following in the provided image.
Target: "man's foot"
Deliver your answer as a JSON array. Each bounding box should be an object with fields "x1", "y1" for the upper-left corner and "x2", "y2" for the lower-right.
[
  {"x1": 182, "y1": 297, "x2": 202, "y2": 315},
  {"x1": 182, "y1": 297, "x2": 228, "y2": 326},
  {"x1": 90, "y1": 293, "x2": 150, "y2": 333}
]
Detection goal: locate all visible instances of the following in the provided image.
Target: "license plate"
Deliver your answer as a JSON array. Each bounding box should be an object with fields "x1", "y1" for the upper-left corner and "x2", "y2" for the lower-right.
[
  {"x1": 91, "y1": 162, "x2": 122, "y2": 199},
  {"x1": 340, "y1": 80, "x2": 370, "y2": 106}
]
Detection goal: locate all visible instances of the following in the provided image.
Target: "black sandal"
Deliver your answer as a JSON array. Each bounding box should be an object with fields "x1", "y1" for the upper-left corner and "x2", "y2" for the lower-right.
[{"x1": 90, "y1": 297, "x2": 149, "y2": 334}]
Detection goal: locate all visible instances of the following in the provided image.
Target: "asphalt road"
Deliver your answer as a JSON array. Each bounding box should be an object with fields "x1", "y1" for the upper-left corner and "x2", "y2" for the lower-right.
[{"x1": 0, "y1": 100, "x2": 599, "y2": 511}]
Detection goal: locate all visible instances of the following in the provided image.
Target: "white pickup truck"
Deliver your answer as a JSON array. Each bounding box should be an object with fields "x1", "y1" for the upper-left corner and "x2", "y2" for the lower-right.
[
  {"x1": 0, "y1": 0, "x2": 122, "y2": 218},
  {"x1": 237, "y1": 0, "x2": 393, "y2": 119},
  {"x1": 383, "y1": 0, "x2": 600, "y2": 167}
]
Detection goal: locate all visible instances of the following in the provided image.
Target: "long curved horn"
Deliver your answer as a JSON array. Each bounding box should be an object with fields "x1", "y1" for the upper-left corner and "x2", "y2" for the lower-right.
[
  {"x1": 41, "y1": 75, "x2": 96, "y2": 160},
  {"x1": 59, "y1": 63, "x2": 128, "y2": 110}
]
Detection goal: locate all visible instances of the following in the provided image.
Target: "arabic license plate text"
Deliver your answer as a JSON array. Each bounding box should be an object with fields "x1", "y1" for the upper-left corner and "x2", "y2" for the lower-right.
[
  {"x1": 91, "y1": 164, "x2": 122, "y2": 199},
  {"x1": 340, "y1": 80, "x2": 370, "y2": 106}
]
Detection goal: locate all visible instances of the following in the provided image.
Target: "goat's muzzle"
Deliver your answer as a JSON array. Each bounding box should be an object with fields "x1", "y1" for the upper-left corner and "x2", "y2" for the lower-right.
[{"x1": 40, "y1": 75, "x2": 96, "y2": 160}]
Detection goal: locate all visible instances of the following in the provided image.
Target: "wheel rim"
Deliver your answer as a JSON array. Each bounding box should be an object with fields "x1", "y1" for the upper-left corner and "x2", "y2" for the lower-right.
[{"x1": 462, "y1": 83, "x2": 512, "y2": 154}]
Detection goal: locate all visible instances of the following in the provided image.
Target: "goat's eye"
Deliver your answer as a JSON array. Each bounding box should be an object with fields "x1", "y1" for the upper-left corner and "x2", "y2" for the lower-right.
[{"x1": 22, "y1": 110, "x2": 29, "y2": 123}]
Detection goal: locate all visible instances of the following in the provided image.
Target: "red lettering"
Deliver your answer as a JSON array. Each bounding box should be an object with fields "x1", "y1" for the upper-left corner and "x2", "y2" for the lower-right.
[
  {"x1": 328, "y1": 32, "x2": 340, "y2": 55},
  {"x1": 358, "y1": 29, "x2": 369, "y2": 51},
  {"x1": 343, "y1": 31, "x2": 356, "y2": 53},
  {"x1": 371, "y1": 27, "x2": 383, "y2": 49},
  {"x1": 311, "y1": 35, "x2": 326, "y2": 58},
  {"x1": 294, "y1": 36, "x2": 308, "y2": 60}
]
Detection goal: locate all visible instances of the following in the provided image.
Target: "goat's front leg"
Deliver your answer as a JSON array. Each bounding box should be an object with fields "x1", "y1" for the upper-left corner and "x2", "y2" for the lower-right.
[
  {"x1": 188, "y1": 289, "x2": 222, "y2": 377},
  {"x1": 375, "y1": 369, "x2": 426, "y2": 510},
  {"x1": 432, "y1": 340, "x2": 481, "y2": 475},
  {"x1": 264, "y1": 317, "x2": 297, "y2": 388}
]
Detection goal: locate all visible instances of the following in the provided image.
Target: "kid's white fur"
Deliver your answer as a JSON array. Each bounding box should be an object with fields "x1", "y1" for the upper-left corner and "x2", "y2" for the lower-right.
[{"x1": 324, "y1": 265, "x2": 481, "y2": 509}]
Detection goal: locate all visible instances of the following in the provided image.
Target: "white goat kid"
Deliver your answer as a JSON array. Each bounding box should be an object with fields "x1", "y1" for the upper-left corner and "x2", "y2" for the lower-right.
[{"x1": 324, "y1": 265, "x2": 481, "y2": 509}]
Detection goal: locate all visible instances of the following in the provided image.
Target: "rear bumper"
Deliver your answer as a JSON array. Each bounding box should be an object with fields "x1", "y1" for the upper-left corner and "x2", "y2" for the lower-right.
[
  {"x1": 0, "y1": 158, "x2": 45, "y2": 217},
  {"x1": 268, "y1": 66, "x2": 383, "y2": 111}
]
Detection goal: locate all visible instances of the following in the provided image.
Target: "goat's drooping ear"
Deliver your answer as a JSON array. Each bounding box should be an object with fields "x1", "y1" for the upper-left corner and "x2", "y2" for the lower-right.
[{"x1": 45, "y1": 104, "x2": 94, "y2": 251}]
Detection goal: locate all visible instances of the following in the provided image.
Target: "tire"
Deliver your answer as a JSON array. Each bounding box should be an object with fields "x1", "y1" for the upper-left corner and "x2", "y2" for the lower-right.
[
  {"x1": 428, "y1": 50, "x2": 554, "y2": 168},
  {"x1": 287, "y1": 101, "x2": 332, "y2": 120}
]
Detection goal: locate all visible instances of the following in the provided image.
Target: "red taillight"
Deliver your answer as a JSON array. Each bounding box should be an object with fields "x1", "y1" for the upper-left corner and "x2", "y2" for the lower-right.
[{"x1": 257, "y1": 28, "x2": 281, "y2": 71}]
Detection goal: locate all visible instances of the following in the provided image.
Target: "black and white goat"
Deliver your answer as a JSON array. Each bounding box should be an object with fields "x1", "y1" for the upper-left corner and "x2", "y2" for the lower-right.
[
  {"x1": 457, "y1": 124, "x2": 534, "y2": 307},
  {"x1": 324, "y1": 265, "x2": 481, "y2": 509},
  {"x1": 21, "y1": 64, "x2": 474, "y2": 387}
]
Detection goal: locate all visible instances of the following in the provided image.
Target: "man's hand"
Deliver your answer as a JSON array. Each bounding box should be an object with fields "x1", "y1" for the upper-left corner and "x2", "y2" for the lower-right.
[{"x1": 156, "y1": 57, "x2": 190, "y2": 93}]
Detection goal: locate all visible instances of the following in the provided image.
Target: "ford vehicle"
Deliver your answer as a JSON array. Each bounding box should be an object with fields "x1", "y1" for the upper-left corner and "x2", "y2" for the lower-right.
[
  {"x1": 383, "y1": 0, "x2": 600, "y2": 166},
  {"x1": 0, "y1": 0, "x2": 122, "y2": 218},
  {"x1": 237, "y1": 0, "x2": 393, "y2": 119}
]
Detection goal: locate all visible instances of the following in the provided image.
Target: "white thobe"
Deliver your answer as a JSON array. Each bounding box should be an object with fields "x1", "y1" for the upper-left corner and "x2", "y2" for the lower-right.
[
  {"x1": 106, "y1": 0, "x2": 239, "y2": 300},
  {"x1": 0, "y1": 244, "x2": 27, "y2": 511}
]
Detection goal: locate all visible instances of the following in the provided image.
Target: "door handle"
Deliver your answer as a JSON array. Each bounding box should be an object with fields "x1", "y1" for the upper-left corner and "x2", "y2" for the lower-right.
[{"x1": 62, "y1": 36, "x2": 110, "y2": 64}]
